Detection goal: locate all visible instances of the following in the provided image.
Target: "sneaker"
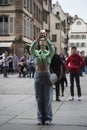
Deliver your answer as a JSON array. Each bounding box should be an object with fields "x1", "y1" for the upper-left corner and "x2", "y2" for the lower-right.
[
  {"x1": 78, "y1": 97, "x2": 81, "y2": 101},
  {"x1": 37, "y1": 121, "x2": 44, "y2": 125},
  {"x1": 69, "y1": 96, "x2": 74, "y2": 101},
  {"x1": 45, "y1": 121, "x2": 51, "y2": 125},
  {"x1": 3, "y1": 76, "x2": 8, "y2": 78}
]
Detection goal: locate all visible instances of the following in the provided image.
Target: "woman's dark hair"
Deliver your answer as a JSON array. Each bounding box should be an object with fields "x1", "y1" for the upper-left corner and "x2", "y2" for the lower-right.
[{"x1": 37, "y1": 41, "x2": 48, "y2": 50}]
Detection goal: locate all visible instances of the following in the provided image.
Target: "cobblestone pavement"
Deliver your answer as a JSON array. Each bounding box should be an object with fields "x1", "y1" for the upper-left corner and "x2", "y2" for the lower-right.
[
  {"x1": 0, "y1": 73, "x2": 87, "y2": 130},
  {"x1": 0, "y1": 74, "x2": 34, "y2": 95},
  {"x1": 0, "y1": 73, "x2": 87, "y2": 96}
]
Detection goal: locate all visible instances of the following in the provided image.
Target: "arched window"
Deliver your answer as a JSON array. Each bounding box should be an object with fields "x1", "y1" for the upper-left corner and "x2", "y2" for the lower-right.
[{"x1": 76, "y1": 21, "x2": 82, "y2": 25}]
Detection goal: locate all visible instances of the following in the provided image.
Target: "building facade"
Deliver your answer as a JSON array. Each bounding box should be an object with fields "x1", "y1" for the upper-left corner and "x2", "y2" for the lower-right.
[
  {"x1": 50, "y1": 1, "x2": 68, "y2": 54},
  {"x1": 68, "y1": 18, "x2": 87, "y2": 56},
  {"x1": 33, "y1": 0, "x2": 43, "y2": 41},
  {"x1": 43, "y1": 0, "x2": 51, "y2": 37},
  {"x1": 50, "y1": 12, "x2": 61, "y2": 53},
  {"x1": 0, "y1": 0, "x2": 34, "y2": 56},
  {"x1": 0, "y1": 0, "x2": 51, "y2": 56}
]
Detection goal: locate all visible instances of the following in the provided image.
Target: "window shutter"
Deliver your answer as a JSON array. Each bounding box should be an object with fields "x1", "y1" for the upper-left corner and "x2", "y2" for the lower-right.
[
  {"x1": 9, "y1": 17, "x2": 14, "y2": 34},
  {"x1": 30, "y1": 22, "x2": 32, "y2": 39}
]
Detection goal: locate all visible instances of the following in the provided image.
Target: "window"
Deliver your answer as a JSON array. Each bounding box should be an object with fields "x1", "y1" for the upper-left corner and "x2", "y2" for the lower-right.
[
  {"x1": 27, "y1": 0, "x2": 29, "y2": 9},
  {"x1": 0, "y1": 0, "x2": 8, "y2": 4},
  {"x1": 0, "y1": 16, "x2": 14, "y2": 35},
  {"x1": 76, "y1": 43, "x2": 79, "y2": 47},
  {"x1": 33, "y1": 2, "x2": 35, "y2": 17},
  {"x1": 70, "y1": 35, "x2": 74, "y2": 39},
  {"x1": 76, "y1": 35, "x2": 80, "y2": 39},
  {"x1": 27, "y1": 21, "x2": 30, "y2": 38},
  {"x1": 27, "y1": 0, "x2": 32, "y2": 13},
  {"x1": 33, "y1": 2, "x2": 42, "y2": 22},
  {"x1": 55, "y1": 23, "x2": 61, "y2": 30},
  {"x1": 70, "y1": 43, "x2": 74, "y2": 47},
  {"x1": 36, "y1": 6, "x2": 38, "y2": 19},
  {"x1": 0, "y1": 0, "x2": 14, "y2": 5},
  {"x1": 38, "y1": 9, "x2": 40, "y2": 21},
  {"x1": 24, "y1": 18, "x2": 26, "y2": 36},
  {"x1": 9, "y1": 17, "x2": 14, "y2": 34},
  {"x1": 33, "y1": 25, "x2": 35, "y2": 39},
  {"x1": 40, "y1": 10, "x2": 42, "y2": 23},
  {"x1": 30, "y1": 22, "x2": 32, "y2": 39},
  {"x1": 52, "y1": 35, "x2": 57, "y2": 42},
  {"x1": 43, "y1": 9, "x2": 47, "y2": 23},
  {"x1": 30, "y1": 0, "x2": 32, "y2": 13},
  {"x1": 23, "y1": 17, "x2": 32, "y2": 39},
  {"x1": 81, "y1": 43, "x2": 85, "y2": 47},
  {"x1": 56, "y1": 12, "x2": 59, "y2": 16},
  {"x1": 70, "y1": 35, "x2": 86, "y2": 39},
  {"x1": 76, "y1": 21, "x2": 82, "y2": 25},
  {"x1": 23, "y1": 0, "x2": 32, "y2": 13},
  {"x1": 23, "y1": 0, "x2": 27, "y2": 7},
  {"x1": 82, "y1": 35, "x2": 86, "y2": 39},
  {"x1": 33, "y1": 25, "x2": 38, "y2": 40}
]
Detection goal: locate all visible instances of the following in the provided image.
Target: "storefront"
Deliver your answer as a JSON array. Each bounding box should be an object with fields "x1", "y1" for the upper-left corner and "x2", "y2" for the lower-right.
[{"x1": 0, "y1": 42, "x2": 14, "y2": 54}]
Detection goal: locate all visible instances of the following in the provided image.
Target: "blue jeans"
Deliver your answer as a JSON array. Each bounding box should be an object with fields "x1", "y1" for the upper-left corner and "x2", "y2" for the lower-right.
[{"x1": 34, "y1": 71, "x2": 53, "y2": 122}]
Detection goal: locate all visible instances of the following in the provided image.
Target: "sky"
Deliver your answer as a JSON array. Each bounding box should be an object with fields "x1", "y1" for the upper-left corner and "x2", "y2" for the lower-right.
[{"x1": 52, "y1": 0, "x2": 87, "y2": 22}]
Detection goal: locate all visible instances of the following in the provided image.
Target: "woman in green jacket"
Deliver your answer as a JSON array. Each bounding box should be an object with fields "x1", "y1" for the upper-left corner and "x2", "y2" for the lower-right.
[{"x1": 30, "y1": 30, "x2": 54, "y2": 125}]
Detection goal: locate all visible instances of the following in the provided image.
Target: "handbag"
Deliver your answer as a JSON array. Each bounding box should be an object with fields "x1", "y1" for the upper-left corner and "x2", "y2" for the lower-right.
[
  {"x1": 50, "y1": 73, "x2": 58, "y2": 85},
  {"x1": 40, "y1": 56, "x2": 58, "y2": 85}
]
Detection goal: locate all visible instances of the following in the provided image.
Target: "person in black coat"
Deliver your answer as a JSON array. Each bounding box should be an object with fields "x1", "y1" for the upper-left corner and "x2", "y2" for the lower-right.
[
  {"x1": 50, "y1": 48, "x2": 63, "y2": 101},
  {"x1": 59, "y1": 53, "x2": 67, "y2": 96}
]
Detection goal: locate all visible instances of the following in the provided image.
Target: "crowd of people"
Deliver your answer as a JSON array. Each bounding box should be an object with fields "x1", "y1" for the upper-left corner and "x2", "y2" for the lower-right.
[
  {"x1": 0, "y1": 51, "x2": 86, "y2": 78},
  {"x1": 0, "y1": 51, "x2": 35, "y2": 78}
]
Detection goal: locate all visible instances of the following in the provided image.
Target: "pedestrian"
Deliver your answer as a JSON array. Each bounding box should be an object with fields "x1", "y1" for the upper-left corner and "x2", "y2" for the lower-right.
[
  {"x1": 84, "y1": 57, "x2": 87, "y2": 74},
  {"x1": 79, "y1": 52, "x2": 85, "y2": 76},
  {"x1": 2, "y1": 51, "x2": 9, "y2": 78},
  {"x1": 18, "y1": 56, "x2": 27, "y2": 77},
  {"x1": 30, "y1": 30, "x2": 54, "y2": 125},
  {"x1": 0, "y1": 55, "x2": 3, "y2": 74},
  {"x1": 50, "y1": 48, "x2": 63, "y2": 101},
  {"x1": 27, "y1": 54, "x2": 35, "y2": 78},
  {"x1": 59, "y1": 53, "x2": 67, "y2": 96},
  {"x1": 65, "y1": 46, "x2": 85, "y2": 101}
]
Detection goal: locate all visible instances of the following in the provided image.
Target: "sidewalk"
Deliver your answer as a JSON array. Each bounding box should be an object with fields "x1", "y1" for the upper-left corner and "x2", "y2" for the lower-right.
[{"x1": 0, "y1": 74, "x2": 87, "y2": 130}]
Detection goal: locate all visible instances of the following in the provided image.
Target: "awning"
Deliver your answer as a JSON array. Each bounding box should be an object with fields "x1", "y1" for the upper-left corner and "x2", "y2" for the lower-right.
[{"x1": 0, "y1": 42, "x2": 13, "y2": 47}]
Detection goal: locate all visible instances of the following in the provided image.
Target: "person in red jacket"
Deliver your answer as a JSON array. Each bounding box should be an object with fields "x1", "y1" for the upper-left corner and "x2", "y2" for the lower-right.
[{"x1": 65, "y1": 46, "x2": 85, "y2": 101}]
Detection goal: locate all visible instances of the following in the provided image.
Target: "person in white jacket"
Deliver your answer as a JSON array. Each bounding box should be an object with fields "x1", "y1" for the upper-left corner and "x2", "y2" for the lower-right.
[{"x1": 2, "y1": 51, "x2": 9, "y2": 77}]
